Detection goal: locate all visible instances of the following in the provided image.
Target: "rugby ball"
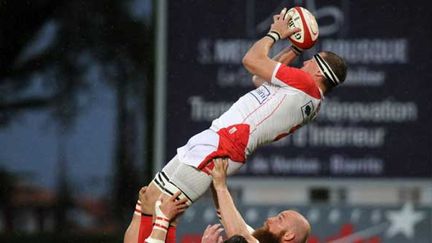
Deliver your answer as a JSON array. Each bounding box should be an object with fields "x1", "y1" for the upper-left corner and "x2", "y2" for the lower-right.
[{"x1": 285, "y1": 7, "x2": 319, "y2": 49}]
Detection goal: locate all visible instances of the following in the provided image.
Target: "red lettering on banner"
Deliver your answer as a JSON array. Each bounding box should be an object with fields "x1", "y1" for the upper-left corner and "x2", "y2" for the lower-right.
[{"x1": 306, "y1": 223, "x2": 381, "y2": 243}]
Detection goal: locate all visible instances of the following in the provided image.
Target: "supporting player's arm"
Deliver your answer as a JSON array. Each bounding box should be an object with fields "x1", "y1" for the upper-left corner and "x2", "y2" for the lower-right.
[
  {"x1": 210, "y1": 183, "x2": 225, "y2": 225},
  {"x1": 211, "y1": 158, "x2": 258, "y2": 243},
  {"x1": 201, "y1": 224, "x2": 224, "y2": 243},
  {"x1": 124, "y1": 187, "x2": 148, "y2": 243},
  {"x1": 145, "y1": 191, "x2": 188, "y2": 243}
]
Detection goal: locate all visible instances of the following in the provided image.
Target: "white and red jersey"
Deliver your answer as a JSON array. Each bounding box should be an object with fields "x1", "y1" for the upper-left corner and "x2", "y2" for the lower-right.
[{"x1": 177, "y1": 63, "x2": 323, "y2": 174}]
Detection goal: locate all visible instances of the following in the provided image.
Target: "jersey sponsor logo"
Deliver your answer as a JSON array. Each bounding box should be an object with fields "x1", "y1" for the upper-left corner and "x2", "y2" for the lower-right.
[
  {"x1": 301, "y1": 101, "x2": 314, "y2": 122},
  {"x1": 249, "y1": 85, "x2": 271, "y2": 104},
  {"x1": 229, "y1": 127, "x2": 237, "y2": 134}
]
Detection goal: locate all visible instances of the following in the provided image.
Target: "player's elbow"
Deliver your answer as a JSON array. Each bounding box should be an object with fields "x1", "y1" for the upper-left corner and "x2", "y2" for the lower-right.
[
  {"x1": 242, "y1": 54, "x2": 252, "y2": 70},
  {"x1": 252, "y1": 75, "x2": 265, "y2": 87},
  {"x1": 242, "y1": 53, "x2": 257, "y2": 74}
]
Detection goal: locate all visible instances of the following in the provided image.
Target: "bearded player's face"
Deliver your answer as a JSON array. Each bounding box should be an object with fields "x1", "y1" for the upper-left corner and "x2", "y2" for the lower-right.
[
  {"x1": 253, "y1": 223, "x2": 282, "y2": 243},
  {"x1": 265, "y1": 211, "x2": 291, "y2": 235}
]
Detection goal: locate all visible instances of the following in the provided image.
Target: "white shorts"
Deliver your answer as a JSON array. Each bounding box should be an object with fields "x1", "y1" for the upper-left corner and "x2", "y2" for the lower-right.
[
  {"x1": 153, "y1": 128, "x2": 246, "y2": 203},
  {"x1": 152, "y1": 155, "x2": 212, "y2": 203},
  {"x1": 177, "y1": 129, "x2": 244, "y2": 175}
]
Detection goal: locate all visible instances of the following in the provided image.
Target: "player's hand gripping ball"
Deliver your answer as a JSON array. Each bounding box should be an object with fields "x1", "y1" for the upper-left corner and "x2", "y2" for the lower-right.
[{"x1": 284, "y1": 6, "x2": 319, "y2": 49}]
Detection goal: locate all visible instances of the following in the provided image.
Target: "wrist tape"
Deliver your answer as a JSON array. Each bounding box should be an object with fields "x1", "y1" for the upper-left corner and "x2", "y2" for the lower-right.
[
  {"x1": 266, "y1": 30, "x2": 281, "y2": 43},
  {"x1": 145, "y1": 238, "x2": 165, "y2": 243},
  {"x1": 153, "y1": 200, "x2": 170, "y2": 232}
]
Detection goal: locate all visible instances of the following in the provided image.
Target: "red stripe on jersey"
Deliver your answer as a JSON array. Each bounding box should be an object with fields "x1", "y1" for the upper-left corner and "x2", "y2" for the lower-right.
[
  {"x1": 274, "y1": 132, "x2": 289, "y2": 141},
  {"x1": 275, "y1": 65, "x2": 321, "y2": 99},
  {"x1": 273, "y1": 124, "x2": 302, "y2": 141},
  {"x1": 289, "y1": 124, "x2": 302, "y2": 134}
]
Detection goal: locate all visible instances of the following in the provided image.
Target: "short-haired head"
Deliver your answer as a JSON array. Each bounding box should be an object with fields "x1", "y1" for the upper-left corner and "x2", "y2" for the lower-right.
[
  {"x1": 224, "y1": 235, "x2": 248, "y2": 243},
  {"x1": 315, "y1": 51, "x2": 348, "y2": 92},
  {"x1": 263, "y1": 210, "x2": 311, "y2": 243}
]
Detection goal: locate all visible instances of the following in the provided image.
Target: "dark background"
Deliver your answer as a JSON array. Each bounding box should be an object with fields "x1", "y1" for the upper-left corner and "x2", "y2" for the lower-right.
[{"x1": 0, "y1": 0, "x2": 431, "y2": 242}]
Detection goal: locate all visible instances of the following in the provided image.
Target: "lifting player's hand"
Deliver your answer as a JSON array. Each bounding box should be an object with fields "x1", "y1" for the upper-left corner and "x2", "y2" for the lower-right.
[
  {"x1": 211, "y1": 158, "x2": 229, "y2": 189},
  {"x1": 155, "y1": 191, "x2": 189, "y2": 222},
  {"x1": 201, "y1": 224, "x2": 224, "y2": 243},
  {"x1": 270, "y1": 8, "x2": 300, "y2": 41},
  {"x1": 138, "y1": 186, "x2": 148, "y2": 203}
]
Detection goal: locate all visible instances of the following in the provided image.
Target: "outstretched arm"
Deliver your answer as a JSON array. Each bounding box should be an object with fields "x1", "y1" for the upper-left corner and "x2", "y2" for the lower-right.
[
  {"x1": 124, "y1": 187, "x2": 148, "y2": 243},
  {"x1": 210, "y1": 183, "x2": 225, "y2": 225},
  {"x1": 211, "y1": 158, "x2": 257, "y2": 243}
]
